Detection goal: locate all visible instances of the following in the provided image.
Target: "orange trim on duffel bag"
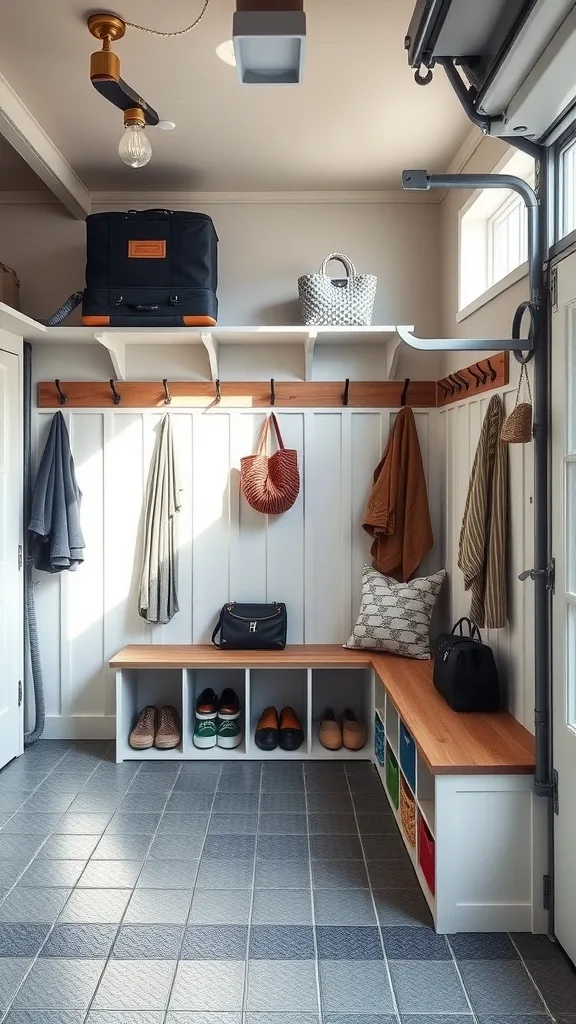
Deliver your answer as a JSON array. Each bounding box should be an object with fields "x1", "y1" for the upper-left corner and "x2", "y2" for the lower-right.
[
  {"x1": 183, "y1": 316, "x2": 217, "y2": 326},
  {"x1": 82, "y1": 316, "x2": 110, "y2": 326}
]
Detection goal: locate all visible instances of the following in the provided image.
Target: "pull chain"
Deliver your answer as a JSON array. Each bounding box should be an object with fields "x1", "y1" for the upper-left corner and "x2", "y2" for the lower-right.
[{"x1": 124, "y1": 0, "x2": 212, "y2": 37}]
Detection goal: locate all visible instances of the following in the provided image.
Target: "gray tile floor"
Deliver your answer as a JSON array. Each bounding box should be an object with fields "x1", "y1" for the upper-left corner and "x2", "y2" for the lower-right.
[{"x1": 0, "y1": 742, "x2": 574, "y2": 1024}]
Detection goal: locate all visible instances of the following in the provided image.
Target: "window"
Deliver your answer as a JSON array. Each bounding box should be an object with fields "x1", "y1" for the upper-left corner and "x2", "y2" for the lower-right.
[
  {"x1": 560, "y1": 137, "x2": 576, "y2": 239},
  {"x1": 487, "y1": 191, "x2": 528, "y2": 287},
  {"x1": 458, "y1": 150, "x2": 535, "y2": 317}
]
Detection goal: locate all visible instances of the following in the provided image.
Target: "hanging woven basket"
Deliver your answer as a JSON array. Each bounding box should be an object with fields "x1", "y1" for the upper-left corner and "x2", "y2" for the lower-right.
[
  {"x1": 240, "y1": 413, "x2": 300, "y2": 515},
  {"x1": 501, "y1": 363, "x2": 533, "y2": 444}
]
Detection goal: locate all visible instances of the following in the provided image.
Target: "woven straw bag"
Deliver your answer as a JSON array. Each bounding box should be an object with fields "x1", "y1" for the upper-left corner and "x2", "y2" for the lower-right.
[
  {"x1": 241, "y1": 413, "x2": 300, "y2": 515},
  {"x1": 501, "y1": 364, "x2": 533, "y2": 444},
  {"x1": 298, "y1": 252, "x2": 377, "y2": 326}
]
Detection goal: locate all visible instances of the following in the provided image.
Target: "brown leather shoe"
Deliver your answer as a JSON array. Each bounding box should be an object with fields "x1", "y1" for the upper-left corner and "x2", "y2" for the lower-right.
[
  {"x1": 255, "y1": 707, "x2": 279, "y2": 751},
  {"x1": 319, "y1": 708, "x2": 343, "y2": 751},
  {"x1": 129, "y1": 706, "x2": 157, "y2": 749},
  {"x1": 155, "y1": 706, "x2": 181, "y2": 749},
  {"x1": 342, "y1": 708, "x2": 366, "y2": 751},
  {"x1": 279, "y1": 706, "x2": 304, "y2": 752}
]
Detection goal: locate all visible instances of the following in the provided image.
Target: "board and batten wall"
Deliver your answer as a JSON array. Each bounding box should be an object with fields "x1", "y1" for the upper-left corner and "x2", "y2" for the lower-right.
[
  {"x1": 30, "y1": 394, "x2": 441, "y2": 738},
  {"x1": 439, "y1": 135, "x2": 534, "y2": 732}
]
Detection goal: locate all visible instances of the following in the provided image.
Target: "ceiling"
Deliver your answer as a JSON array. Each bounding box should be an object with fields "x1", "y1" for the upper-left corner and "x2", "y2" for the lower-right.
[{"x1": 0, "y1": 0, "x2": 470, "y2": 192}]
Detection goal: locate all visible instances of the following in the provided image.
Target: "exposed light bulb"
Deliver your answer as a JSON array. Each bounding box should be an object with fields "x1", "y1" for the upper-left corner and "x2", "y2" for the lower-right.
[{"x1": 118, "y1": 109, "x2": 152, "y2": 168}]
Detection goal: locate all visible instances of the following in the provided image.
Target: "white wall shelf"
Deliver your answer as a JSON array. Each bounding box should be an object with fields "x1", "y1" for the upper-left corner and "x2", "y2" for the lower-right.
[{"x1": 0, "y1": 302, "x2": 412, "y2": 383}]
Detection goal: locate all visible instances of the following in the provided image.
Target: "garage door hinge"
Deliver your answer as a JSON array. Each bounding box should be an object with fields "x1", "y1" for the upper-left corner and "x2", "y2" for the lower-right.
[
  {"x1": 551, "y1": 266, "x2": 558, "y2": 313},
  {"x1": 18, "y1": 681, "x2": 22, "y2": 707},
  {"x1": 553, "y1": 769, "x2": 559, "y2": 815},
  {"x1": 543, "y1": 874, "x2": 552, "y2": 910}
]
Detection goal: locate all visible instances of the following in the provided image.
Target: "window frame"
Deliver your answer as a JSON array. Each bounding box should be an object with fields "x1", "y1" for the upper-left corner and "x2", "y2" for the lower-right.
[
  {"x1": 487, "y1": 189, "x2": 529, "y2": 291},
  {"x1": 457, "y1": 149, "x2": 535, "y2": 322}
]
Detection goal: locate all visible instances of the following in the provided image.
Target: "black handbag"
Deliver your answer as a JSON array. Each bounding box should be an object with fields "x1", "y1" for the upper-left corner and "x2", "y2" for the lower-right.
[
  {"x1": 433, "y1": 617, "x2": 500, "y2": 712},
  {"x1": 212, "y1": 602, "x2": 287, "y2": 650},
  {"x1": 82, "y1": 209, "x2": 218, "y2": 327}
]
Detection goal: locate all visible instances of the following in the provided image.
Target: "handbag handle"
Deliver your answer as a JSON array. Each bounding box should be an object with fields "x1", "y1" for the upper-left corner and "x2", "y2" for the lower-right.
[
  {"x1": 257, "y1": 413, "x2": 286, "y2": 455},
  {"x1": 211, "y1": 608, "x2": 224, "y2": 648},
  {"x1": 320, "y1": 253, "x2": 357, "y2": 278},
  {"x1": 451, "y1": 616, "x2": 482, "y2": 641},
  {"x1": 514, "y1": 363, "x2": 532, "y2": 408}
]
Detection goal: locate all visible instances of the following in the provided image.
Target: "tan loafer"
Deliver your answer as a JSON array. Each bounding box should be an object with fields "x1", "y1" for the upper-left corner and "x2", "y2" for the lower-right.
[
  {"x1": 319, "y1": 708, "x2": 343, "y2": 751},
  {"x1": 342, "y1": 708, "x2": 366, "y2": 751},
  {"x1": 155, "y1": 705, "x2": 181, "y2": 749},
  {"x1": 129, "y1": 706, "x2": 157, "y2": 749}
]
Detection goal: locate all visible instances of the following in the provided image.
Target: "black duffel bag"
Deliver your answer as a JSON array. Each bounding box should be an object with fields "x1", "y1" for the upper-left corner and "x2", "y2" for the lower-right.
[
  {"x1": 212, "y1": 602, "x2": 287, "y2": 650},
  {"x1": 82, "y1": 209, "x2": 218, "y2": 327},
  {"x1": 433, "y1": 617, "x2": 500, "y2": 712}
]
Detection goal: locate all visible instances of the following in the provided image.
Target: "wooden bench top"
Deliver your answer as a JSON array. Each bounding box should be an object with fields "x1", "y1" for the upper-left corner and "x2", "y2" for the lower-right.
[
  {"x1": 110, "y1": 644, "x2": 373, "y2": 670},
  {"x1": 110, "y1": 644, "x2": 535, "y2": 775},
  {"x1": 372, "y1": 654, "x2": 535, "y2": 776}
]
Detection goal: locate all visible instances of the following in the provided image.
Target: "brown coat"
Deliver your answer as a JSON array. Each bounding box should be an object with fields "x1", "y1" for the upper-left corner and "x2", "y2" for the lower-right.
[{"x1": 362, "y1": 407, "x2": 433, "y2": 582}]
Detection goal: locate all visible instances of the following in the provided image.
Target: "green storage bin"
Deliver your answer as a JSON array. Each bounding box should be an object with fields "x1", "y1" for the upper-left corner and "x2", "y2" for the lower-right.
[{"x1": 385, "y1": 743, "x2": 399, "y2": 809}]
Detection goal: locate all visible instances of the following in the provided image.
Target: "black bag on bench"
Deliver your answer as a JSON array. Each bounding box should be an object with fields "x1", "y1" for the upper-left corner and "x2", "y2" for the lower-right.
[
  {"x1": 433, "y1": 617, "x2": 500, "y2": 712},
  {"x1": 212, "y1": 603, "x2": 287, "y2": 650}
]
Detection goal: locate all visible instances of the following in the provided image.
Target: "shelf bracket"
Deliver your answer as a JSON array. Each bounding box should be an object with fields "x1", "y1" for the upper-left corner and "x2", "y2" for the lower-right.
[
  {"x1": 201, "y1": 332, "x2": 219, "y2": 383},
  {"x1": 385, "y1": 335, "x2": 402, "y2": 380},
  {"x1": 304, "y1": 330, "x2": 317, "y2": 382},
  {"x1": 396, "y1": 326, "x2": 533, "y2": 354},
  {"x1": 94, "y1": 332, "x2": 126, "y2": 381}
]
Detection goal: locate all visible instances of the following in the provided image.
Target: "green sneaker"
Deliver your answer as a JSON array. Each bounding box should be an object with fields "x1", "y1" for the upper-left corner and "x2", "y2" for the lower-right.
[
  {"x1": 194, "y1": 718, "x2": 217, "y2": 749},
  {"x1": 217, "y1": 718, "x2": 242, "y2": 749}
]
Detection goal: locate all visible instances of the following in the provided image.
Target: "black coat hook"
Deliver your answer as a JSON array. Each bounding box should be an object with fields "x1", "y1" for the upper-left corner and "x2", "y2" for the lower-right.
[
  {"x1": 400, "y1": 378, "x2": 410, "y2": 407},
  {"x1": 454, "y1": 370, "x2": 470, "y2": 391},
  {"x1": 55, "y1": 379, "x2": 67, "y2": 405},
  {"x1": 215, "y1": 379, "x2": 221, "y2": 404},
  {"x1": 486, "y1": 358, "x2": 497, "y2": 382},
  {"x1": 342, "y1": 379, "x2": 350, "y2": 407},
  {"x1": 448, "y1": 374, "x2": 461, "y2": 394},
  {"x1": 109, "y1": 379, "x2": 121, "y2": 405},
  {"x1": 468, "y1": 365, "x2": 482, "y2": 387},
  {"x1": 162, "y1": 379, "x2": 172, "y2": 405},
  {"x1": 475, "y1": 363, "x2": 488, "y2": 385},
  {"x1": 437, "y1": 379, "x2": 450, "y2": 398},
  {"x1": 270, "y1": 379, "x2": 275, "y2": 407}
]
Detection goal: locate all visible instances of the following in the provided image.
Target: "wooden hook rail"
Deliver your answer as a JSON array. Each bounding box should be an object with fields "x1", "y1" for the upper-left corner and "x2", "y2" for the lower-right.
[
  {"x1": 436, "y1": 352, "x2": 509, "y2": 408},
  {"x1": 37, "y1": 380, "x2": 438, "y2": 409}
]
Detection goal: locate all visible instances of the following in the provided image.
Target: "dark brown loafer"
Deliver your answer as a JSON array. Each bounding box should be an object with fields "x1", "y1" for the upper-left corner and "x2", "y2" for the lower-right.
[
  {"x1": 279, "y1": 706, "x2": 304, "y2": 752},
  {"x1": 255, "y1": 706, "x2": 279, "y2": 751}
]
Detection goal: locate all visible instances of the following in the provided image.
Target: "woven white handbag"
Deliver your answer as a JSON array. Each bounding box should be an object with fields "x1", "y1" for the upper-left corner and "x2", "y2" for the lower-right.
[{"x1": 298, "y1": 252, "x2": 377, "y2": 326}]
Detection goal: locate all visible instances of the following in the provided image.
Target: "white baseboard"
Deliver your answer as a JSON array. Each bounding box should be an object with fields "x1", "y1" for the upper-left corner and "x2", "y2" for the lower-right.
[{"x1": 41, "y1": 716, "x2": 116, "y2": 741}]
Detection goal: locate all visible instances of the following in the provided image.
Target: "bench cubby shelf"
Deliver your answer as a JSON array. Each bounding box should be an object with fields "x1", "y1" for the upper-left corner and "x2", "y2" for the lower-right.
[
  {"x1": 113, "y1": 647, "x2": 374, "y2": 764},
  {"x1": 110, "y1": 644, "x2": 543, "y2": 935}
]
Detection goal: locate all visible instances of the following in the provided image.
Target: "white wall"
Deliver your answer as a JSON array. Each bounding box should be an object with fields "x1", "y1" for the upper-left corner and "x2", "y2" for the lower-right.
[
  {"x1": 30, "y1": 392, "x2": 440, "y2": 738},
  {"x1": 439, "y1": 136, "x2": 534, "y2": 732}
]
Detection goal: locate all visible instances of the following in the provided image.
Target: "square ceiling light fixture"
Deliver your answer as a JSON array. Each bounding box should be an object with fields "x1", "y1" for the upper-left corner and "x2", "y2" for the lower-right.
[{"x1": 233, "y1": 0, "x2": 306, "y2": 84}]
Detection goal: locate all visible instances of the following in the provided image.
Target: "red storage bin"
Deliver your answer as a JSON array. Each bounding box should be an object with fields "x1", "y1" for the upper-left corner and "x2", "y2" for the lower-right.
[{"x1": 418, "y1": 812, "x2": 435, "y2": 896}]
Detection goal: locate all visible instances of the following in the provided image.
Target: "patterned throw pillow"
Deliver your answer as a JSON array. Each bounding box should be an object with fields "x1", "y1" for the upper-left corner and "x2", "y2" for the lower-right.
[{"x1": 346, "y1": 565, "x2": 446, "y2": 660}]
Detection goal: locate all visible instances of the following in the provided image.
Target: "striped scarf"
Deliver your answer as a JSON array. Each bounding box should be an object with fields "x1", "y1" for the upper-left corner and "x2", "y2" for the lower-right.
[{"x1": 458, "y1": 394, "x2": 508, "y2": 629}]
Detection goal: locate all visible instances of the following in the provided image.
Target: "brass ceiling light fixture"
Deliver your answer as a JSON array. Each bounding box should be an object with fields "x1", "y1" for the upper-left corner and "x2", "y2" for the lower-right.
[{"x1": 88, "y1": 13, "x2": 160, "y2": 168}]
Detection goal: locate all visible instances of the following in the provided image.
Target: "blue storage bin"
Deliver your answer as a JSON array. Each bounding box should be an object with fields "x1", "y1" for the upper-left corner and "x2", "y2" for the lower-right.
[
  {"x1": 374, "y1": 712, "x2": 385, "y2": 766},
  {"x1": 399, "y1": 720, "x2": 416, "y2": 792}
]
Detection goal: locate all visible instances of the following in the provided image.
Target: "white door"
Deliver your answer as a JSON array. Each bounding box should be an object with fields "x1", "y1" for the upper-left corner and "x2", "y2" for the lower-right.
[
  {"x1": 552, "y1": 252, "x2": 576, "y2": 964},
  {"x1": 0, "y1": 337, "x2": 23, "y2": 768}
]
